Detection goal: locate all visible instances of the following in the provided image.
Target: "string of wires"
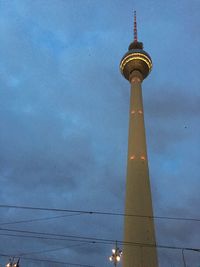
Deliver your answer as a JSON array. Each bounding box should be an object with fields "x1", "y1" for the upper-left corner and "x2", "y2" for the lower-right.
[
  {"x1": 0, "y1": 227, "x2": 200, "y2": 253},
  {"x1": 1, "y1": 204, "x2": 200, "y2": 266},
  {"x1": 0, "y1": 204, "x2": 200, "y2": 223}
]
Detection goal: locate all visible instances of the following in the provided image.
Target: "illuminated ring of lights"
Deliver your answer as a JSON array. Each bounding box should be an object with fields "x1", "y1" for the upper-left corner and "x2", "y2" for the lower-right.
[
  {"x1": 120, "y1": 53, "x2": 152, "y2": 69},
  {"x1": 121, "y1": 56, "x2": 152, "y2": 70},
  {"x1": 120, "y1": 53, "x2": 152, "y2": 73}
]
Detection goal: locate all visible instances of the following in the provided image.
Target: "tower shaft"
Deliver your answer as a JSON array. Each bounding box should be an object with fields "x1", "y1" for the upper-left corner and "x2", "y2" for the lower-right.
[{"x1": 123, "y1": 72, "x2": 158, "y2": 267}]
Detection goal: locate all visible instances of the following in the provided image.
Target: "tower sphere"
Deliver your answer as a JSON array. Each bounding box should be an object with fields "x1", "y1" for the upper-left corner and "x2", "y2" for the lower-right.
[{"x1": 120, "y1": 41, "x2": 152, "y2": 81}]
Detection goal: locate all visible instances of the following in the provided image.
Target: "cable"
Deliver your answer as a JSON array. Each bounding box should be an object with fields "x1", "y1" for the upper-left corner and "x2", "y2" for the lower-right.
[
  {"x1": 0, "y1": 232, "x2": 111, "y2": 247},
  {"x1": 0, "y1": 253, "x2": 94, "y2": 267},
  {"x1": 18, "y1": 243, "x2": 86, "y2": 256},
  {"x1": 0, "y1": 227, "x2": 200, "y2": 253},
  {"x1": 0, "y1": 227, "x2": 116, "y2": 244},
  {"x1": 0, "y1": 204, "x2": 199, "y2": 223},
  {"x1": 0, "y1": 213, "x2": 82, "y2": 226}
]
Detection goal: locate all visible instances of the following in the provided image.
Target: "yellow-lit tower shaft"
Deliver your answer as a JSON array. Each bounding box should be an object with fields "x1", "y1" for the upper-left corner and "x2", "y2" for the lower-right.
[{"x1": 120, "y1": 12, "x2": 158, "y2": 267}]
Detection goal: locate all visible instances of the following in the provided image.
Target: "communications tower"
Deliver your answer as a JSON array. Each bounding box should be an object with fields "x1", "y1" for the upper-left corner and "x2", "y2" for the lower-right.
[{"x1": 120, "y1": 12, "x2": 158, "y2": 267}]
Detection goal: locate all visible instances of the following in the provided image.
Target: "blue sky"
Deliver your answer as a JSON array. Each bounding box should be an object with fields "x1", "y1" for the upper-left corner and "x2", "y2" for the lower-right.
[{"x1": 0, "y1": 0, "x2": 200, "y2": 267}]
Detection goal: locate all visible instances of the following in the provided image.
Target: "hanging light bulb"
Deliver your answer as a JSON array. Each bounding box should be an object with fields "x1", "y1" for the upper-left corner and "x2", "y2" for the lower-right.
[
  {"x1": 116, "y1": 256, "x2": 120, "y2": 262},
  {"x1": 109, "y1": 243, "x2": 122, "y2": 266}
]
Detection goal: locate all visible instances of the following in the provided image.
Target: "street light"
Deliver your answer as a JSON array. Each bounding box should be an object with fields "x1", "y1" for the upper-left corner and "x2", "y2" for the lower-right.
[
  {"x1": 109, "y1": 241, "x2": 122, "y2": 266},
  {"x1": 5, "y1": 258, "x2": 20, "y2": 267}
]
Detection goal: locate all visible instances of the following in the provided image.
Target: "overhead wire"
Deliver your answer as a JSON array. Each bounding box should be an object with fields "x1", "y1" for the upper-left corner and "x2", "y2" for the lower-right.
[
  {"x1": 18, "y1": 243, "x2": 86, "y2": 256},
  {"x1": 0, "y1": 227, "x2": 116, "y2": 244},
  {"x1": 0, "y1": 212, "x2": 82, "y2": 226},
  {"x1": 0, "y1": 227, "x2": 200, "y2": 253},
  {"x1": 0, "y1": 204, "x2": 199, "y2": 223},
  {"x1": 0, "y1": 232, "x2": 90, "y2": 243}
]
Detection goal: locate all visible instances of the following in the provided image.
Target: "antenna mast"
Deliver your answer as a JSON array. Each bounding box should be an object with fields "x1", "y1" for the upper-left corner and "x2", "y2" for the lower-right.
[{"x1": 134, "y1": 11, "x2": 138, "y2": 42}]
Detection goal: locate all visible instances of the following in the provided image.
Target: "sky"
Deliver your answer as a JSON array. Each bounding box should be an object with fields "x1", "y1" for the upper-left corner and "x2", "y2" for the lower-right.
[{"x1": 0, "y1": 0, "x2": 200, "y2": 266}]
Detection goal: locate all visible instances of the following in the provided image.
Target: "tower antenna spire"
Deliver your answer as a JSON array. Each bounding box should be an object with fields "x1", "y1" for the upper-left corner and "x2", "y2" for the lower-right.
[{"x1": 134, "y1": 11, "x2": 138, "y2": 42}]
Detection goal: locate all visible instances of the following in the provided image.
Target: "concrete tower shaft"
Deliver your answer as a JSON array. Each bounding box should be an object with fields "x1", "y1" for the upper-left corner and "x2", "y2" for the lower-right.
[{"x1": 122, "y1": 71, "x2": 158, "y2": 267}]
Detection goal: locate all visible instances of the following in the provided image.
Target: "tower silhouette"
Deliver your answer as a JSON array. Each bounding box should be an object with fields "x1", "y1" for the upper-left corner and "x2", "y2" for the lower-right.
[{"x1": 120, "y1": 12, "x2": 158, "y2": 267}]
